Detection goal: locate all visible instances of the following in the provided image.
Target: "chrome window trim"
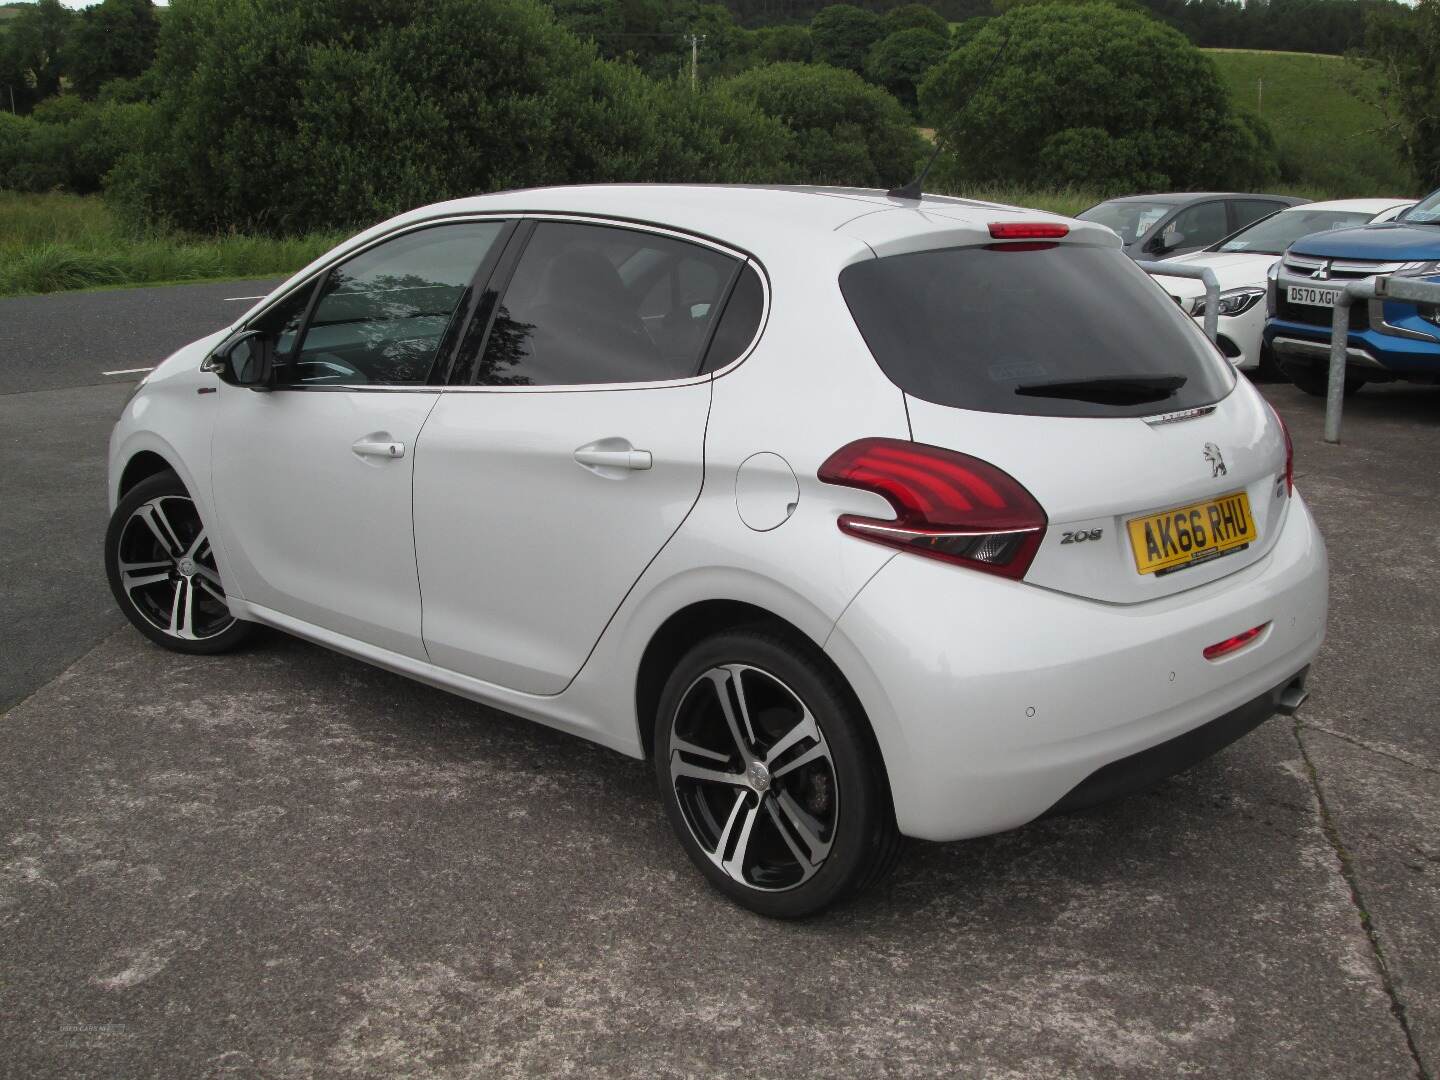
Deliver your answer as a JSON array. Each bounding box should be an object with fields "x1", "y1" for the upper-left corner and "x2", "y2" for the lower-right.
[{"x1": 222, "y1": 211, "x2": 771, "y2": 395}]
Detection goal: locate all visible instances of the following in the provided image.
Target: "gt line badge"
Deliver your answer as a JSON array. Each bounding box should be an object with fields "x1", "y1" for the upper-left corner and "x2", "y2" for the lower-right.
[{"x1": 1203, "y1": 442, "x2": 1227, "y2": 478}]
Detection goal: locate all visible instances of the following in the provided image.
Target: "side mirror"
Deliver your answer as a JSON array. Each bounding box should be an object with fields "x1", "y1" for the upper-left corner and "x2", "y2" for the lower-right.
[
  {"x1": 209, "y1": 331, "x2": 272, "y2": 390},
  {"x1": 1144, "y1": 233, "x2": 1168, "y2": 255}
]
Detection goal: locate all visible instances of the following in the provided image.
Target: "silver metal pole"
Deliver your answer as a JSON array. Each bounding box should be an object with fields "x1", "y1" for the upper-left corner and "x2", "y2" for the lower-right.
[
  {"x1": 1199, "y1": 267, "x2": 1220, "y2": 345},
  {"x1": 1324, "y1": 289, "x2": 1352, "y2": 444},
  {"x1": 1135, "y1": 261, "x2": 1221, "y2": 344}
]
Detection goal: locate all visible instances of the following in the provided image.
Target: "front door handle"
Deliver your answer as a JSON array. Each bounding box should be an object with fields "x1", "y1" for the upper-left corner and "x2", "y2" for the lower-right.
[
  {"x1": 573, "y1": 444, "x2": 652, "y2": 472},
  {"x1": 352, "y1": 436, "x2": 406, "y2": 460}
]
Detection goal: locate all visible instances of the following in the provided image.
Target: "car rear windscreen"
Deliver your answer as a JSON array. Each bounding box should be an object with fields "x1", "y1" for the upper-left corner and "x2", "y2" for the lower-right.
[{"x1": 839, "y1": 243, "x2": 1235, "y2": 419}]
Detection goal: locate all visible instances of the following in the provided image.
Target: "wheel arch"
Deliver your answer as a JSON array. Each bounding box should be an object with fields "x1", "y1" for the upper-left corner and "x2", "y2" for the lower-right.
[
  {"x1": 633, "y1": 600, "x2": 896, "y2": 817},
  {"x1": 118, "y1": 450, "x2": 177, "y2": 501}
]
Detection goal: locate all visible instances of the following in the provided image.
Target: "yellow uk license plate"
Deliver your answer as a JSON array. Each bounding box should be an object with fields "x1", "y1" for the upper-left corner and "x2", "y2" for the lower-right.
[{"x1": 1127, "y1": 491, "x2": 1256, "y2": 575}]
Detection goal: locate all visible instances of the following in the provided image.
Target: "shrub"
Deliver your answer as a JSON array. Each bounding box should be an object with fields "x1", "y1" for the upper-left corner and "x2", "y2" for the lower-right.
[
  {"x1": 809, "y1": 4, "x2": 884, "y2": 72},
  {"x1": 753, "y1": 24, "x2": 813, "y2": 63},
  {"x1": 721, "y1": 62, "x2": 925, "y2": 188},
  {"x1": 920, "y1": 3, "x2": 1279, "y2": 191},
  {"x1": 881, "y1": 3, "x2": 951, "y2": 38},
  {"x1": 110, "y1": 0, "x2": 793, "y2": 234},
  {"x1": 0, "y1": 98, "x2": 151, "y2": 194},
  {"x1": 865, "y1": 27, "x2": 950, "y2": 114}
]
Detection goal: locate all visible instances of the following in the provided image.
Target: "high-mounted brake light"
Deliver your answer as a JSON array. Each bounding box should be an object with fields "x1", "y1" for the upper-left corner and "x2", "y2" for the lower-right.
[
  {"x1": 1203, "y1": 623, "x2": 1268, "y2": 661},
  {"x1": 988, "y1": 222, "x2": 1069, "y2": 240},
  {"x1": 818, "y1": 438, "x2": 1047, "y2": 580}
]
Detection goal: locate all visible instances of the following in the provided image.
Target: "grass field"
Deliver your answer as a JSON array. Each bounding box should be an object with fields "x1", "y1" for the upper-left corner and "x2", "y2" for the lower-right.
[
  {"x1": 0, "y1": 192, "x2": 342, "y2": 297},
  {"x1": 1204, "y1": 48, "x2": 1413, "y2": 196}
]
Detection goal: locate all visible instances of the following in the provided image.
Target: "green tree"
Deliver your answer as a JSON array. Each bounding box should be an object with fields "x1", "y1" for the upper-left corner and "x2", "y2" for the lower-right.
[
  {"x1": 66, "y1": 0, "x2": 161, "y2": 99},
  {"x1": 882, "y1": 3, "x2": 951, "y2": 38},
  {"x1": 809, "y1": 4, "x2": 883, "y2": 72},
  {"x1": 919, "y1": 2, "x2": 1277, "y2": 191},
  {"x1": 865, "y1": 27, "x2": 949, "y2": 114},
  {"x1": 753, "y1": 24, "x2": 812, "y2": 62},
  {"x1": 1, "y1": 0, "x2": 73, "y2": 107},
  {"x1": 1364, "y1": 0, "x2": 1440, "y2": 188},
  {"x1": 721, "y1": 61, "x2": 925, "y2": 186},
  {"x1": 111, "y1": 0, "x2": 793, "y2": 233}
]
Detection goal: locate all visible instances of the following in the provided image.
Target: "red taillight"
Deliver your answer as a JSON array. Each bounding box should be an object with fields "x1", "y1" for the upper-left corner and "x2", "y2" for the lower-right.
[
  {"x1": 1203, "y1": 623, "x2": 1268, "y2": 660},
  {"x1": 1274, "y1": 410, "x2": 1294, "y2": 494},
  {"x1": 988, "y1": 222, "x2": 1069, "y2": 240},
  {"x1": 817, "y1": 438, "x2": 1047, "y2": 580}
]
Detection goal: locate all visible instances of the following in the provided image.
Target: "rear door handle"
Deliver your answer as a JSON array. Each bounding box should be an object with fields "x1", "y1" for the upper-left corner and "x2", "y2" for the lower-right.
[
  {"x1": 573, "y1": 445, "x2": 652, "y2": 471},
  {"x1": 352, "y1": 437, "x2": 406, "y2": 460}
]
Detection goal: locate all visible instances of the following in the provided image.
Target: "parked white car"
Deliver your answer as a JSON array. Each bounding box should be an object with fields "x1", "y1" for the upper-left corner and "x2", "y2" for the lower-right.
[
  {"x1": 106, "y1": 185, "x2": 1328, "y2": 916},
  {"x1": 1154, "y1": 198, "x2": 1414, "y2": 371}
]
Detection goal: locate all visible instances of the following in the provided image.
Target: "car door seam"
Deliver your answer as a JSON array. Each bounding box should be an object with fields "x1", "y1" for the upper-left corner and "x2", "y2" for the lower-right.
[
  {"x1": 551, "y1": 376, "x2": 716, "y2": 697},
  {"x1": 410, "y1": 391, "x2": 446, "y2": 664}
]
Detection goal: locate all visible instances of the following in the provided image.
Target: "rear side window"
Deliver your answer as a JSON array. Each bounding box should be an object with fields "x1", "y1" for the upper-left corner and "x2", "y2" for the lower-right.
[
  {"x1": 1233, "y1": 199, "x2": 1284, "y2": 230},
  {"x1": 700, "y1": 263, "x2": 765, "y2": 373},
  {"x1": 473, "y1": 221, "x2": 739, "y2": 386},
  {"x1": 839, "y1": 244, "x2": 1234, "y2": 419}
]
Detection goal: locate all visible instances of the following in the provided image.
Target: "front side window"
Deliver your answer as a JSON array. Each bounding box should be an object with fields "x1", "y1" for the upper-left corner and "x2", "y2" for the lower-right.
[
  {"x1": 250, "y1": 281, "x2": 316, "y2": 381},
  {"x1": 472, "y1": 221, "x2": 740, "y2": 387},
  {"x1": 1163, "y1": 201, "x2": 1229, "y2": 252},
  {"x1": 839, "y1": 243, "x2": 1235, "y2": 419},
  {"x1": 285, "y1": 221, "x2": 505, "y2": 386}
]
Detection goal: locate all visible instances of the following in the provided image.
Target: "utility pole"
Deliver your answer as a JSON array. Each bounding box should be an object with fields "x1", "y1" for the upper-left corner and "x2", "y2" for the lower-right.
[{"x1": 688, "y1": 34, "x2": 705, "y2": 90}]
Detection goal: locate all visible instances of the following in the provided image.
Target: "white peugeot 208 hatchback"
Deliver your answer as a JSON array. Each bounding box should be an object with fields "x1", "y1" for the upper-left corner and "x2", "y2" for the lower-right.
[{"x1": 106, "y1": 185, "x2": 1328, "y2": 917}]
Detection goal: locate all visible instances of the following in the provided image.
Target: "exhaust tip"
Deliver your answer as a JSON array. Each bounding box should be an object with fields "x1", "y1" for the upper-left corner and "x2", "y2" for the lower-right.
[{"x1": 1275, "y1": 675, "x2": 1309, "y2": 716}]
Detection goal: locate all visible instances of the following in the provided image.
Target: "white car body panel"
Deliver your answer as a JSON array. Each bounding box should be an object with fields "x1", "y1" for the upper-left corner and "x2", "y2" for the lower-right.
[
  {"x1": 108, "y1": 184, "x2": 1329, "y2": 843},
  {"x1": 212, "y1": 386, "x2": 440, "y2": 660},
  {"x1": 413, "y1": 380, "x2": 713, "y2": 694},
  {"x1": 1155, "y1": 198, "x2": 1416, "y2": 369}
]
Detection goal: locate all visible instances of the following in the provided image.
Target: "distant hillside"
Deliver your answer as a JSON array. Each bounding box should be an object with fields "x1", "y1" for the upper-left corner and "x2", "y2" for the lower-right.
[{"x1": 1204, "y1": 48, "x2": 1413, "y2": 196}]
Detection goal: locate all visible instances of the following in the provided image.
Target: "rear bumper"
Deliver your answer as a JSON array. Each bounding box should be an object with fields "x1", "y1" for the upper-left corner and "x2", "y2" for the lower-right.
[
  {"x1": 1045, "y1": 665, "x2": 1307, "y2": 816},
  {"x1": 825, "y1": 493, "x2": 1328, "y2": 842}
]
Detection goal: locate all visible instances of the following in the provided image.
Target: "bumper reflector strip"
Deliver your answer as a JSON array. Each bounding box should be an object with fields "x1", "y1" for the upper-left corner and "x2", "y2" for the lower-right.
[{"x1": 1203, "y1": 623, "x2": 1269, "y2": 661}]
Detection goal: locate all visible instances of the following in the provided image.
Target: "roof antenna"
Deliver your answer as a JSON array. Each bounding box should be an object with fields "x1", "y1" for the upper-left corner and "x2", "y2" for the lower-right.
[{"x1": 887, "y1": 29, "x2": 1012, "y2": 202}]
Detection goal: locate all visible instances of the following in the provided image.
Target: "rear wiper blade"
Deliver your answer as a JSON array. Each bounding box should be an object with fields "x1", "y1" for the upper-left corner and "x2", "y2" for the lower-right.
[{"x1": 1014, "y1": 374, "x2": 1187, "y2": 405}]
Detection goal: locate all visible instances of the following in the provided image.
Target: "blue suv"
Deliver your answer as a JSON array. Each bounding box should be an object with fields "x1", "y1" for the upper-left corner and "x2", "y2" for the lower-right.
[{"x1": 1265, "y1": 186, "x2": 1440, "y2": 396}]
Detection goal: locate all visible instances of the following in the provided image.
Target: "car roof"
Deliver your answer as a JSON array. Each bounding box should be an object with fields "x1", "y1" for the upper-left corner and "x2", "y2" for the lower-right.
[
  {"x1": 1281, "y1": 197, "x2": 1415, "y2": 214},
  {"x1": 354, "y1": 183, "x2": 1096, "y2": 263},
  {"x1": 238, "y1": 184, "x2": 1118, "y2": 330},
  {"x1": 1097, "y1": 192, "x2": 1300, "y2": 205}
]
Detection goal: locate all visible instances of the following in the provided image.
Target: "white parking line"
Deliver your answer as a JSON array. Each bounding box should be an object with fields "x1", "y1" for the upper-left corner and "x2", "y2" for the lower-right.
[
  {"x1": 224, "y1": 295, "x2": 266, "y2": 301},
  {"x1": 101, "y1": 366, "x2": 155, "y2": 376}
]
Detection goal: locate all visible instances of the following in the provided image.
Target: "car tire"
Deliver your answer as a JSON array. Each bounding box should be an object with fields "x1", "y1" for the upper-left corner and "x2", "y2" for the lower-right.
[
  {"x1": 653, "y1": 628, "x2": 901, "y2": 918},
  {"x1": 1282, "y1": 361, "x2": 1366, "y2": 399},
  {"x1": 1256, "y1": 344, "x2": 1285, "y2": 382},
  {"x1": 105, "y1": 470, "x2": 254, "y2": 654}
]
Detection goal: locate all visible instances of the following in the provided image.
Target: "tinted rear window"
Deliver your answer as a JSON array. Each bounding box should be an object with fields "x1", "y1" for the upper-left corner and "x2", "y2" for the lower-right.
[{"x1": 839, "y1": 244, "x2": 1234, "y2": 419}]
